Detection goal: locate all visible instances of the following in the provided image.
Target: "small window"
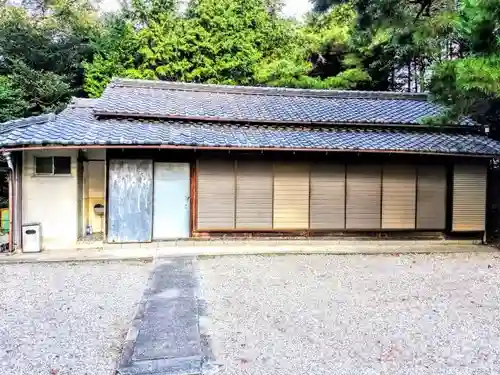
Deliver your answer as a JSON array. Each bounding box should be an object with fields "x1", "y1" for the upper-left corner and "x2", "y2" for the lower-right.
[
  {"x1": 35, "y1": 157, "x2": 53, "y2": 174},
  {"x1": 35, "y1": 156, "x2": 71, "y2": 175},
  {"x1": 53, "y1": 156, "x2": 71, "y2": 174}
]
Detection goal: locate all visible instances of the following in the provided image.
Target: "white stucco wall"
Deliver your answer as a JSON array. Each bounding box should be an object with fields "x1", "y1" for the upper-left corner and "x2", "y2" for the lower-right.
[{"x1": 22, "y1": 150, "x2": 79, "y2": 250}]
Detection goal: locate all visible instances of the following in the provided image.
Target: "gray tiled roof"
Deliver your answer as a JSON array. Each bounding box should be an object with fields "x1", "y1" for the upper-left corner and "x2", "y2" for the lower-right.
[
  {"x1": 0, "y1": 113, "x2": 55, "y2": 135},
  {"x1": 95, "y1": 79, "x2": 475, "y2": 126},
  {"x1": 2, "y1": 103, "x2": 499, "y2": 156}
]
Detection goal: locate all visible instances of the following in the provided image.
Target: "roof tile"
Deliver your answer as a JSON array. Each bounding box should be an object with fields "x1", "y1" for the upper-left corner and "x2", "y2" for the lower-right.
[
  {"x1": 94, "y1": 79, "x2": 475, "y2": 126},
  {"x1": 2, "y1": 105, "x2": 499, "y2": 156}
]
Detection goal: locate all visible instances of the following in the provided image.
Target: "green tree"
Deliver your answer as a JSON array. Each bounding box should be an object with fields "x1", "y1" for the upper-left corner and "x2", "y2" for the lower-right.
[
  {"x1": 83, "y1": 0, "x2": 373, "y2": 95},
  {"x1": 308, "y1": 0, "x2": 456, "y2": 91},
  {"x1": 0, "y1": 76, "x2": 28, "y2": 122},
  {"x1": 254, "y1": 3, "x2": 370, "y2": 88},
  {"x1": 428, "y1": 0, "x2": 500, "y2": 125},
  {"x1": 84, "y1": 13, "x2": 144, "y2": 97},
  {"x1": 84, "y1": 0, "x2": 292, "y2": 94},
  {"x1": 0, "y1": 0, "x2": 98, "y2": 120}
]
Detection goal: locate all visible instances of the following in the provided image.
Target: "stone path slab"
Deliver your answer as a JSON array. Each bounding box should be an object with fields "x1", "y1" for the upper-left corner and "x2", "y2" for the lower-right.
[{"x1": 116, "y1": 257, "x2": 203, "y2": 375}]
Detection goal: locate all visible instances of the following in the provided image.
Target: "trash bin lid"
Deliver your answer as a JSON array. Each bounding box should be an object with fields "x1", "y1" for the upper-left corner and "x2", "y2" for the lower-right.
[{"x1": 22, "y1": 223, "x2": 41, "y2": 227}]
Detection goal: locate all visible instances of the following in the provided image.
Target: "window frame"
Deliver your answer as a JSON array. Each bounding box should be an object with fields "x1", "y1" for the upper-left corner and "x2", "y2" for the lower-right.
[{"x1": 34, "y1": 156, "x2": 72, "y2": 176}]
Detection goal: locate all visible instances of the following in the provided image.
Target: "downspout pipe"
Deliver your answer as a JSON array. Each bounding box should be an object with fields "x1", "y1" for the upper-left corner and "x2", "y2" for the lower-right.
[{"x1": 3, "y1": 152, "x2": 13, "y2": 252}]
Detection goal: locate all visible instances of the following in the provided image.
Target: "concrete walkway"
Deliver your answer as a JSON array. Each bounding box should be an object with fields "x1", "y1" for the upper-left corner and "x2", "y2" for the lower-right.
[
  {"x1": 116, "y1": 257, "x2": 205, "y2": 375},
  {"x1": 0, "y1": 239, "x2": 491, "y2": 264}
]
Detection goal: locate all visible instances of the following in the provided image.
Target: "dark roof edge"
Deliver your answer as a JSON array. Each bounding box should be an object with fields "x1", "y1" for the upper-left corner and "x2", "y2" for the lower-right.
[
  {"x1": 108, "y1": 78, "x2": 430, "y2": 101},
  {"x1": 93, "y1": 110, "x2": 479, "y2": 132},
  {"x1": 0, "y1": 113, "x2": 55, "y2": 127},
  {"x1": 0, "y1": 113, "x2": 55, "y2": 134},
  {"x1": 0, "y1": 143, "x2": 496, "y2": 158}
]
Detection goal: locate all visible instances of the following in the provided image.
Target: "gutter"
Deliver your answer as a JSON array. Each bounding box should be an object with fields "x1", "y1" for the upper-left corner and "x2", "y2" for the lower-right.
[
  {"x1": 3, "y1": 152, "x2": 13, "y2": 252},
  {"x1": 0, "y1": 144, "x2": 496, "y2": 159}
]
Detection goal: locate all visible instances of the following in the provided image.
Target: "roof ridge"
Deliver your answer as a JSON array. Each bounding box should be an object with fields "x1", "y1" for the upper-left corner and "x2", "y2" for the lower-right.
[
  {"x1": 69, "y1": 97, "x2": 99, "y2": 108},
  {"x1": 108, "y1": 78, "x2": 430, "y2": 101}
]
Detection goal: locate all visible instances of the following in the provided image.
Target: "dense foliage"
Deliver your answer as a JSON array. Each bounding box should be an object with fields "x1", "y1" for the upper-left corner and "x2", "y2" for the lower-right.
[
  {"x1": 311, "y1": 0, "x2": 500, "y2": 124},
  {"x1": 0, "y1": 0, "x2": 98, "y2": 121},
  {"x1": 83, "y1": 0, "x2": 371, "y2": 95},
  {"x1": 0, "y1": 0, "x2": 498, "y2": 125},
  {"x1": 427, "y1": 0, "x2": 500, "y2": 125}
]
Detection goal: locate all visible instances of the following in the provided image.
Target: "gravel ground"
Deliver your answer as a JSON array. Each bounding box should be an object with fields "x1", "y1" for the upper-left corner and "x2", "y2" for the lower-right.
[
  {"x1": 0, "y1": 261, "x2": 150, "y2": 375},
  {"x1": 197, "y1": 253, "x2": 500, "y2": 375}
]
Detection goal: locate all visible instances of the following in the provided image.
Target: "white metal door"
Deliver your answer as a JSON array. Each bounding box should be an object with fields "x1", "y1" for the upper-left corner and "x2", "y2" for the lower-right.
[{"x1": 153, "y1": 163, "x2": 190, "y2": 239}]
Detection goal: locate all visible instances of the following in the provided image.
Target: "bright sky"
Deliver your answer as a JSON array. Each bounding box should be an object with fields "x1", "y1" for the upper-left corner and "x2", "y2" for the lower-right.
[
  {"x1": 282, "y1": 0, "x2": 312, "y2": 18},
  {"x1": 100, "y1": 0, "x2": 312, "y2": 18}
]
